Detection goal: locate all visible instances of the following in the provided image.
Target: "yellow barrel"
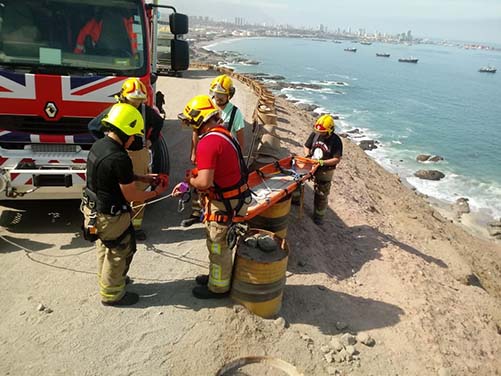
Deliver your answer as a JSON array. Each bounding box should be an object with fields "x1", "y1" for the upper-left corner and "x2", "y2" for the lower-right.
[
  {"x1": 231, "y1": 229, "x2": 289, "y2": 318},
  {"x1": 248, "y1": 195, "x2": 292, "y2": 239}
]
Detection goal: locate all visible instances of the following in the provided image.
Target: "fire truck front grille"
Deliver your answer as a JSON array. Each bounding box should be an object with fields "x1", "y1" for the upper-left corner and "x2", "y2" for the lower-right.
[
  {"x1": 0, "y1": 115, "x2": 91, "y2": 135},
  {"x1": 31, "y1": 144, "x2": 79, "y2": 153}
]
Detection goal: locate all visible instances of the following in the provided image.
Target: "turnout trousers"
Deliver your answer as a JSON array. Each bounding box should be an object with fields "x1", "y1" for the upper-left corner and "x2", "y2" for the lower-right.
[
  {"x1": 205, "y1": 199, "x2": 248, "y2": 293},
  {"x1": 313, "y1": 169, "x2": 334, "y2": 221},
  {"x1": 95, "y1": 211, "x2": 136, "y2": 303},
  {"x1": 128, "y1": 147, "x2": 151, "y2": 230}
]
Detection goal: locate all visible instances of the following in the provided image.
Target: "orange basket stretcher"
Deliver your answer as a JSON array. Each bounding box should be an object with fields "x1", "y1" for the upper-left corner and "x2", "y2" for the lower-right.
[{"x1": 244, "y1": 156, "x2": 319, "y2": 221}]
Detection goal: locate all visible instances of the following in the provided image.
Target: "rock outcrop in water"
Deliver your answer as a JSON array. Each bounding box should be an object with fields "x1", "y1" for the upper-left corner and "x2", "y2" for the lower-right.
[
  {"x1": 358, "y1": 140, "x2": 378, "y2": 151},
  {"x1": 416, "y1": 154, "x2": 444, "y2": 162},
  {"x1": 414, "y1": 169, "x2": 445, "y2": 180}
]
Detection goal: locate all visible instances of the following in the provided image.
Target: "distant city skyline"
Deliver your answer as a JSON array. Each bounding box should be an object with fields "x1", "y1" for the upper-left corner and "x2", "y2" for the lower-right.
[{"x1": 161, "y1": 0, "x2": 501, "y2": 45}]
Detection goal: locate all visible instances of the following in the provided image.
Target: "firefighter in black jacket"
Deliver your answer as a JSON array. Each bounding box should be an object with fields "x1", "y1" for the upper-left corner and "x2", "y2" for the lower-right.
[
  {"x1": 88, "y1": 78, "x2": 165, "y2": 240},
  {"x1": 82, "y1": 103, "x2": 168, "y2": 306},
  {"x1": 303, "y1": 114, "x2": 343, "y2": 225}
]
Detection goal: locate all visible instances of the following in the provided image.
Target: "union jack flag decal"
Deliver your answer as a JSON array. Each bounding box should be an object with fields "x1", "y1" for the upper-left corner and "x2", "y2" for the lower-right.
[{"x1": 0, "y1": 70, "x2": 126, "y2": 121}]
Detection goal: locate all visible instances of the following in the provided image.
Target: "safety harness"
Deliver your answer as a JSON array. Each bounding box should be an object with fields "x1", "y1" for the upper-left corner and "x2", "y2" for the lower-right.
[
  {"x1": 83, "y1": 144, "x2": 131, "y2": 216},
  {"x1": 81, "y1": 144, "x2": 133, "y2": 243},
  {"x1": 226, "y1": 105, "x2": 238, "y2": 133},
  {"x1": 200, "y1": 126, "x2": 250, "y2": 224}
]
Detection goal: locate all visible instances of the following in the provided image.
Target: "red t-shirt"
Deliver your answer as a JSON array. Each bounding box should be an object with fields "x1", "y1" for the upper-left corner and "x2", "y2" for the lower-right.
[{"x1": 196, "y1": 131, "x2": 241, "y2": 188}]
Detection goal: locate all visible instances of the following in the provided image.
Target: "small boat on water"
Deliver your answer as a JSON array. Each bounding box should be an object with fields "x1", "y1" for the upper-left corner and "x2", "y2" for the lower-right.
[
  {"x1": 376, "y1": 53, "x2": 390, "y2": 57},
  {"x1": 479, "y1": 66, "x2": 496, "y2": 73},
  {"x1": 398, "y1": 57, "x2": 419, "y2": 63},
  {"x1": 344, "y1": 47, "x2": 357, "y2": 52},
  {"x1": 360, "y1": 41, "x2": 372, "y2": 45},
  {"x1": 332, "y1": 40, "x2": 342, "y2": 44}
]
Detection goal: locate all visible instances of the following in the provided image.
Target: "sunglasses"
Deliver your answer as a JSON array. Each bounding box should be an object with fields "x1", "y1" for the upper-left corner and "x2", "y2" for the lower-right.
[{"x1": 212, "y1": 92, "x2": 228, "y2": 99}]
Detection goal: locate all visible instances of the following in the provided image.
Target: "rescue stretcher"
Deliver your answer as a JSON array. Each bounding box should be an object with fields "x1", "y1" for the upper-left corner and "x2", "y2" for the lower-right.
[{"x1": 244, "y1": 156, "x2": 319, "y2": 221}]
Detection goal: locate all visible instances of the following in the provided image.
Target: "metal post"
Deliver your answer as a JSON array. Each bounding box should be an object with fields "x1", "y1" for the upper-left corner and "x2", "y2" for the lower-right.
[{"x1": 246, "y1": 120, "x2": 261, "y2": 169}]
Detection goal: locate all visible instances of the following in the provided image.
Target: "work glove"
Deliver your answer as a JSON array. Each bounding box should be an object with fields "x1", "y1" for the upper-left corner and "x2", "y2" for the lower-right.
[{"x1": 152, "y1": 173, "x2": 169, "y2": 196}]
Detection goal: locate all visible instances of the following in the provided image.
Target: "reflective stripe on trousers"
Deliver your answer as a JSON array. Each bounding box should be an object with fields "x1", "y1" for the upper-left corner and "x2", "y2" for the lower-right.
[
  {"x1": 313, "y1": 169, "x2": 334, "y2": 219},
  {"x1": 205, "y1": 199, "x2": 248, "y2": 293}
]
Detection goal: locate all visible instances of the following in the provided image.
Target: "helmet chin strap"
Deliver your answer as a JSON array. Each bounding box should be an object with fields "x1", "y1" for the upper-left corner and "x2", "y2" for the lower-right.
[{"x1": 196, "y1": 123, "x2": 210, "y2": 136}]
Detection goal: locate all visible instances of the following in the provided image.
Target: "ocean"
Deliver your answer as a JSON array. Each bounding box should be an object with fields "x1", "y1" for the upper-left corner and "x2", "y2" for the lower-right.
[{"x1": 205, "y1": 37, "x2": 501, "y2": 221}]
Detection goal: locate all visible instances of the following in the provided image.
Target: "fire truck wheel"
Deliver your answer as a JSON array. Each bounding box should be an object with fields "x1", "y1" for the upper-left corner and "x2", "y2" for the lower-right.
[{"x1": 151, "y1": 136, "x2": 170, "y2": 176}]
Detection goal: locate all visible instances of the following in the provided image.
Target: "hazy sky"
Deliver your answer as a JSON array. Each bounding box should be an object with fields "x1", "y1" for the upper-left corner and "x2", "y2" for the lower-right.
[{"x1": 161, "y1": 0, "x2": 501, "y2": 45}]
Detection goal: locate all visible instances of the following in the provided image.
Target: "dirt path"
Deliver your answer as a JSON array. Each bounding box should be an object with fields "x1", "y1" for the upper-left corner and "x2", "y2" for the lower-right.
[{"x1": 1, "y1": 70, "x2": 500, "y2": 376}]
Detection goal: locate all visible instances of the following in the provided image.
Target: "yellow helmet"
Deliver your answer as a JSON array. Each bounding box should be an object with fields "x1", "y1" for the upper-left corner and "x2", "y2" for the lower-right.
[
  {"x1": 313, "y1": 114, "x2": 335, "y2": 135},
  {"x1": 102, "y1": 103, "x2": 144, "y2": 136},
  {"x1": 209, "y1": 75, "x2": 235, "y2": 98},
  {"x1": 120, "y1": 78, "x2": 147, "y2": 101},
  {"x1": 178, "y1": 95, "x2": 220, "y2": 129}
]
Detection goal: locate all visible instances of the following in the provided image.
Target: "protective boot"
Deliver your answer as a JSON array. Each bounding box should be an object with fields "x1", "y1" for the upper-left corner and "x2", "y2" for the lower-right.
[
  {"x1": 135, "y1": 229, "x2": 147, "y2": 241},
  {"x1": 313, "y1": 216, "x2": 324, "y2": 226},
  {"x1": 192, "y1": 285, "x2": 229, "y2": 299},
  {"x1": 101, "y1": 291, "x2": 139, "y2": 306},
  {"x1": 180, "y1": 214, "x2": 201, "y2": 227},
  {"x1": 195, "y1": 274, "x2": 209, "y2": 285}
]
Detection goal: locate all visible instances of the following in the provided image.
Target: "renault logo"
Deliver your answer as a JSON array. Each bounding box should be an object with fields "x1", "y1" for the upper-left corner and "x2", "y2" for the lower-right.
[{"x1": 45, "y1": 102, "x2": 58, "y2": 118}]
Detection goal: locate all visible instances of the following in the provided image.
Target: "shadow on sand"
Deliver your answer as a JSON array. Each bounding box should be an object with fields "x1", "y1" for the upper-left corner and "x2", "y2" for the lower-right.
[
  {"x1": 286, "y1": 184, "x2": 447, "y2": 281},
  {"x1": 114, "y1": 280, "x2": 404, "y2": 334}
]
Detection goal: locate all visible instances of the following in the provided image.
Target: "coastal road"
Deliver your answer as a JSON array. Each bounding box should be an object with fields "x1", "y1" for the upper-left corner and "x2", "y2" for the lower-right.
[
  {"x1": 0, "y1": 71, "x2": 267, "y2": 376},
  {"x1": 0, "y1": 70, "x2": 256, "y2": 254}
]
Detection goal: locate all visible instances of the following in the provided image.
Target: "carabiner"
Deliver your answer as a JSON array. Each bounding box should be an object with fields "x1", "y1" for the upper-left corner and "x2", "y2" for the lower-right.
[{"x1": 177, "y1": 190, "x2": 191, "y2": 212}]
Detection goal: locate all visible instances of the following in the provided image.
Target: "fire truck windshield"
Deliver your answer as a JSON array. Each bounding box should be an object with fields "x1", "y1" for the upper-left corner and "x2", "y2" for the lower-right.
[{"x1": 0, "y1": 0, "x2": 147, "y2": 76}]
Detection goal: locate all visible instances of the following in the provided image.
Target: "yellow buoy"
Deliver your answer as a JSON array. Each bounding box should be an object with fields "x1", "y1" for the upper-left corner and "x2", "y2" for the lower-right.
[
  {"x1": 248, "y1": 195, "x2": 292, "y2": 239},
  {"x1": 231, "y1": 229, "x2": 289, "y2": 318}
]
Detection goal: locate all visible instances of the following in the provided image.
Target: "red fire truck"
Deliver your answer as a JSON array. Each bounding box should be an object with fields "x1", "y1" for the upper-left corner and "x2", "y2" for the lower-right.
[{"x1": 0, "y1": 0, "x2": 189, "y2": 199}]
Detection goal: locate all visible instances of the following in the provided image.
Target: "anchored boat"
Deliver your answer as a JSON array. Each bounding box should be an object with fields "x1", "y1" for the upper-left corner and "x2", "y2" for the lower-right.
[
  {"x1": 376, "y1": 53, "x2": 390, "y2": 57},
  {"x1": 479, "y1": 66, "x2": 496, "y2": 73},
  {"x1": 344, "y1": 47, "x2": 357, "y2": 52},
  {"x1": 398, "y1": 57, "x2": 419, "y2": 63}
]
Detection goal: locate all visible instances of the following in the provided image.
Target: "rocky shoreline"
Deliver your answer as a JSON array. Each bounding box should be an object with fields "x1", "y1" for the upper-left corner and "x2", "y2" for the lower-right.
[{"x1": 191, "y1": 39, "x2": 500, "y2": 242}]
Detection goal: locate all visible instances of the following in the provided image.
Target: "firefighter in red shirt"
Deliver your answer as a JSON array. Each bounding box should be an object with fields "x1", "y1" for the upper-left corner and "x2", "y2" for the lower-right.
[{"x1": 174, "y1": 95, "x2": 250, "y2": 299}]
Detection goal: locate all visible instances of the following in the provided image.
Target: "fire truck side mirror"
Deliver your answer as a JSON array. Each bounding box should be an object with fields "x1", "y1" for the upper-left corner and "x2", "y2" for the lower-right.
[
  {"x1": 170, "y1": 39, "x2": 189, "y2": 71},
  {"x1": 150, "y1": 73, "x2": 158, "y2": 85},
  {"x1": 169, "y1": 13, "x2": 188, "y2": 35}
]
